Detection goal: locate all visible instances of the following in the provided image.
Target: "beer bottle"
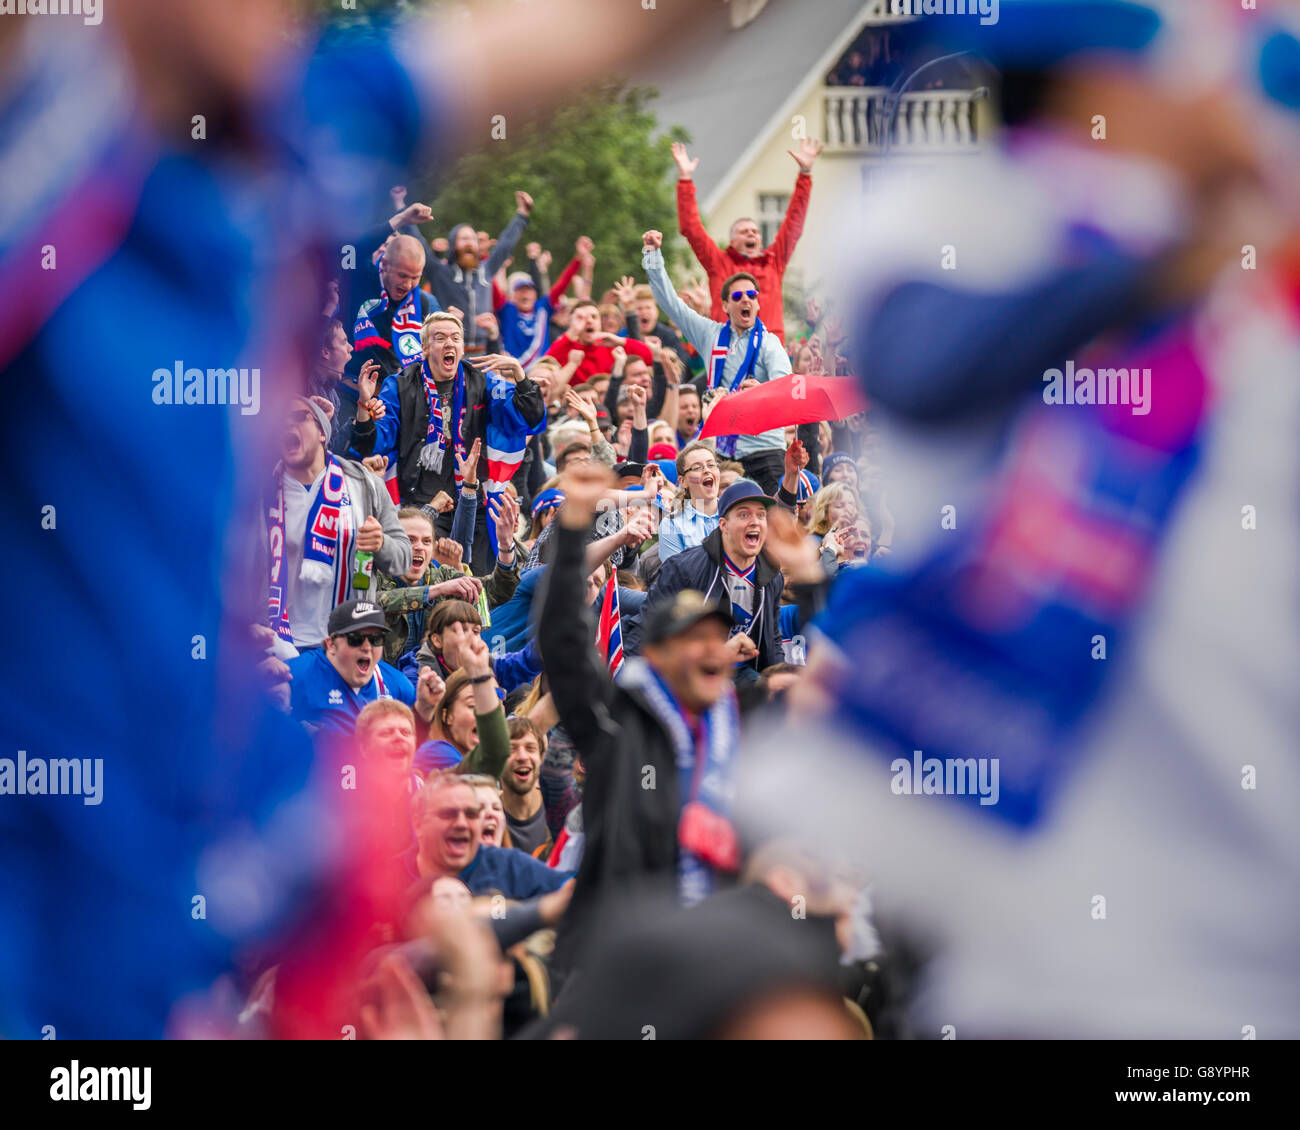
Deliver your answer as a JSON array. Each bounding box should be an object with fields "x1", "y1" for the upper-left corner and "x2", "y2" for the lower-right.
[{"x1": 353, "y1": 550, "x2": 374, "y2": 591}]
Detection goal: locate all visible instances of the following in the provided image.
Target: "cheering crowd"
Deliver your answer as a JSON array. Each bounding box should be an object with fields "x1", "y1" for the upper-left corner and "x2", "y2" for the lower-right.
[
  {"x1": 11, "y1": 0, "x2": 1296, "y2": 1048},
  {"x1": 256, "y1": 131, "x2": 893, "y2": 1039}
]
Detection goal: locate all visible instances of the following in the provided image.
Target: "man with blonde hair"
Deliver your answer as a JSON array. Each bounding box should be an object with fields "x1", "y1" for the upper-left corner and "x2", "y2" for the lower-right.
[{"x1": 352, "y1": 310, "x2": 547, "y2": 572}]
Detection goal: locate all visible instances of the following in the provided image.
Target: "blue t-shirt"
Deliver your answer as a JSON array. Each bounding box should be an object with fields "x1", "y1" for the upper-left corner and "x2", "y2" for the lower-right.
[
  {"x1": 459, "y1": 844, "x2": 571, "y2": 899},
  {"x1": 499, "y1": 297, "x2": 556, "y2": 368},
  {"x1": 288, "y1": 648, "x2": 415, "y2": 737}
]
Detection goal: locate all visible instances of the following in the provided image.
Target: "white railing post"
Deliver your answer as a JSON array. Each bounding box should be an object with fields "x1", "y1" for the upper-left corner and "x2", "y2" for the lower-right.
[{"x1": 821, "y1": 88, "x2": 982, "y2": 154}]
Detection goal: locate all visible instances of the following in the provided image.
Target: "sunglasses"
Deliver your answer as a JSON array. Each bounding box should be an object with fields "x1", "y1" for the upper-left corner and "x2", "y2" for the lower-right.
[
  {"x1": 730, "y1": 289, "x2": 758, "y2": 301},
  {"x1": 344, "y1": 632, "x2": 386, "y2": 648}
]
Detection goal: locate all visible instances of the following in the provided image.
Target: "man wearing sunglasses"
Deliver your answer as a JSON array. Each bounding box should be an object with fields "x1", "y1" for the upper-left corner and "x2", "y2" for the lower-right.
[
  {"x1": 643, "y1": 230, "x2": 793, "y2": 494},
  {"x1": 286, "y1": 599, "x2": 417, "y2": 741}
]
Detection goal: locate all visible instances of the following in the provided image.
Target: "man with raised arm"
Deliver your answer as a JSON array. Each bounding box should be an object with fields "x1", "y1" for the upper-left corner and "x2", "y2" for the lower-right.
[{"x1": 672, "y1": 138, "x2": 822, "y2": 345}]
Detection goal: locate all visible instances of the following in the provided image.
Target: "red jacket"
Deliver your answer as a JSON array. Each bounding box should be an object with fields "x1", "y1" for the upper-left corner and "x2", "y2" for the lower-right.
[
  {"x1": 544, "y1": 333, "x2": 652, "y2": 386},
  {"x1": 676, "y1": 170, "x2": 811, "y2": 344}
]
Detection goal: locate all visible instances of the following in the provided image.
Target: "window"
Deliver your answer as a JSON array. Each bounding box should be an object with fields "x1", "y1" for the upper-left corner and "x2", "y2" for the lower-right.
[{"x1": 758, "y1": 193, "x2": 789, "y2": 247}]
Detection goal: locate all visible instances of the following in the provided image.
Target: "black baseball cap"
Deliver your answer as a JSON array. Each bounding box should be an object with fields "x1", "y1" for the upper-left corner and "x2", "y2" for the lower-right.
[
  {"x1": 642, "y1": 590, "x2": 733, "y2": 646},
  {"x1": 612, "y1": 460, "x2": 647, "y2": 481},
  {"x1": 327, "y1": 599, "x2": 389, "y2": 637}
]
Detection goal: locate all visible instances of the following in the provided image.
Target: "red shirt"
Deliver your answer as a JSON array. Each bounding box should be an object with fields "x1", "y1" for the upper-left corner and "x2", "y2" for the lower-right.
[
  {"x1": 676, "y1": 170, "x2": 812, "y2": 345},
  {"x1": 544, "y1": 334, "x2": 653, "y2": 386}
]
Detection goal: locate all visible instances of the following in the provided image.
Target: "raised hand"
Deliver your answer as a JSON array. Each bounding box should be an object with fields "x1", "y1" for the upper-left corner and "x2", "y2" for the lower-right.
[
  {"x1": 564, "y1": 348, "x2": 585, "y2": 371},
  {"x1": 659, "y1": 347, "x2": 681, "y2": 381},
  {"x1": 525, "y1": 241, "x2": 542, "y2": 261},
  {"x1": 491, "y1": 490, "x2": 520, "y2": 549},
  {"x1": 575, "y1": 235, "x2": 594, "y2": 259},
  {"x1": 390, "y1": 185, "x2": 408, "y2": 207},
  {"x1": 613, "y1": 274, "x2": 637, "y2": 311},
  {"x1": 787, "y1": 137, "x2": 823, "y2": 173},
  {"x1": 678, "y1": 276, "x2": 709, "y2": 314},
  {"x1": 671, "y1": 141, "x2": 699, "y2": 179},
  {"x1": 766, "y1": 506, "x2": 823, "y2": 583},
  {"x1": 435, "y1": 536, "x2": 464, "y2": 569},
  {"x1": 431, "y1": 236, "x2": 450, "y2": 255},
  {"x1": 467, "y1": 352, "x2": 524, "y2": 382},
  {"x1": 515, "y1": 190, "x2": 534, "y2": 216},
  {"x1": 563, "y1": 387, "x2": 597, "y2": 427},
  {"x1": 361, "y1": 454, "x2": 390, "y2": 478},
  {"x1": 357, "y1": 359, "x2": 383, "y2": 403},
  {"x1": 621, "y1": 505, "x2": 655, "y2": 547},
  {"x1": 626, "y1": 383, "x2": 648, "y2": 427},
  {"x1": 455, "y1": 437, "x2": 483, "y2": 488},
  {"x1": 784, "y1": 438, "x2": 808, "y2": 478},
  {"x1": 536, "y1": 249, "x2": 552, "y2": 274},
  {"x1": 474, "y1": 311, "x2": 500, "y2": 342},
  {"x1": 643, "y1": 334, "x2": 662, "y2": 360},
  {"x1": 428, "y1": 490, "x2": 455, "y2": 514},
  {"x1": 461, "y1": 633, "x2": 493, "y2": 679},
  {"x1": 642, "y1": 229, "x2": 663, "y2": 251},
  {"x1": 309, "y1": 394, "x2": 335, "y2": 422},
  {"x1": 726, "y1": 632, "x2": 759, "y2": 664},
  {"x1": 356, "y1": 515, "x2": 384, "y2": 553},
  {"x1": 416, "y1": 665, "x2": 446, "y2": 715},
  {"x1": 558, "y1": 462, "x2": 616, "y2": 528},
  {"x1": 393, "y1": 202, "x2": 434, "y2": 227}
]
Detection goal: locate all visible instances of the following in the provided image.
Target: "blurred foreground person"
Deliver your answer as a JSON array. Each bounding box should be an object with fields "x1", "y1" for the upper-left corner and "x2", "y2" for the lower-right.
[
  {"x1": 0, "y1": 0, "x2": 694, "y2": 1038},
  {"x1": 526, "y1": 869, "x2": 861, "y2": 1040},
  {"x1": 739, "y1": 0, "x2": 1300, "y2": 1037}
]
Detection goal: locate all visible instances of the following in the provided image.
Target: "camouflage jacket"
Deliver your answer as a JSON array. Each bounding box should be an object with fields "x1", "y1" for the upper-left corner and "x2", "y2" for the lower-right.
[{"x1": 375, "y1": 559, "x2": 520, "y2": 667}]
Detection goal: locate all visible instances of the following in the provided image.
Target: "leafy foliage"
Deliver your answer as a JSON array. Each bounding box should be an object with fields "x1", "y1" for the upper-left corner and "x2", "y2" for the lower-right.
[{"x1": 422, "y1": 83, "x2": 689, "y2": 296}]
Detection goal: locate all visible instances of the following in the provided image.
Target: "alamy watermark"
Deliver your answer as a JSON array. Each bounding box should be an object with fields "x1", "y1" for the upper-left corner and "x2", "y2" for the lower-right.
[
  {"x1": 1042, "y1": 360, "x2": 1151, "y2": 416},
  {"x1": 890, "y1": 750, "x2": 1000, "y2": 806},
  {"x1": 0, "y1": 0, "x2": 101, "y2": 26},
  {"x1": 152, "y1": 362, "x2": 261, "y2": 415},
  {"x1": 1, "y1": 751, "x2": 103, "y2": 805},
  {"x1": 889, "y1": 0, "x2": 999, "y2": 27}
]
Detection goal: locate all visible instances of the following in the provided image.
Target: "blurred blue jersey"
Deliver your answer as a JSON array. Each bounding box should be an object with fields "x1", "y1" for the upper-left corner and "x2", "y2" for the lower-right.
[{"x1": 0, "y1": 23, "x2": 435, "y2": 1037}]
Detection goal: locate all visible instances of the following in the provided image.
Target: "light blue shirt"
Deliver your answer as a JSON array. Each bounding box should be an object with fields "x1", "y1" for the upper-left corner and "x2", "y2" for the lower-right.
[
  {"x1": 643, "y1": 247, "x2": 791, "y2": 457},
  {"x1": 658, "y1": 502, "x2": 720, "y2": 561}
]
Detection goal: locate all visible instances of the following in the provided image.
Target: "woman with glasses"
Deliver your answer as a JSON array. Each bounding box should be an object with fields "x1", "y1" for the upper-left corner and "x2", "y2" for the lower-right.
[{"x1": 658, "y1": 441, "x2": 723, "y2": 562}]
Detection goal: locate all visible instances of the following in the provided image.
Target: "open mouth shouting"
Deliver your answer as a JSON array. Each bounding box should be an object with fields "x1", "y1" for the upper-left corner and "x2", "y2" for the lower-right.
[
  {"x1": 354, "y1": 653, "x2": 374, "y2": 681},
  {"x1": 410, "y1": 546, "x2": 428, "y2": 572},
  {"x1": 741, "y1": 526, "x2": 763, "y2": 553},
  {"x1": 443, "y1": 825, "x2": 473, "y2": 864},
  {"x1": 735, "y1": 301, "x2": 756, "y2": 324},
  {"x1": 700, "y1": 470, "x2": 717, "y2": 493},
  {"x1": 438, "y1": 344, "x2": 459, "y2": 376}
]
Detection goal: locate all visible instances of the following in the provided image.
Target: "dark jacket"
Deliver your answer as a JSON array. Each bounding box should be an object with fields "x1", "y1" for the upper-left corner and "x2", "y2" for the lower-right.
[
  {"x1": 624, "y1": 527, "x2": 785, "y2": 670},
  {"x1": 425, "y1": 214, "x2": 528, "y2": 352},
  {"x1": 539, "y1": 524, "x2": 705, "y2": 972},
  {"x1": 351, "y1": 359, "x2": 546, "y2": 506}
]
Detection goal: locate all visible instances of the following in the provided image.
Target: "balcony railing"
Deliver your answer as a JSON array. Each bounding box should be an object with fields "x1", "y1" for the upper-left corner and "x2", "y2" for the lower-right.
[{"x1": 823, "y1": 88, "x2": 983, "y2": 154}]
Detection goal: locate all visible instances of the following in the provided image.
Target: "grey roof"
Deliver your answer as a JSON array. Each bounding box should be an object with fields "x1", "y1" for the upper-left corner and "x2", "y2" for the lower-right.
[{"x1": 632, "y1": 0, "x2": 870, "y2": 208}]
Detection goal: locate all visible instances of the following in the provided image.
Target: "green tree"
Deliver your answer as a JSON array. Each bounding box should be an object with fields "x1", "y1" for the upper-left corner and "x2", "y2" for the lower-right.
[{"x1": 421, "y1": 82, "x2": 689, "y2": 297}]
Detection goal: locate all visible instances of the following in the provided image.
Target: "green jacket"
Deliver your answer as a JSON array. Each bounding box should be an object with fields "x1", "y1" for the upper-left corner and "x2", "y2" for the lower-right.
[
  {"x1": 375, "y1": 559, "x2": 520, "y2": 666},
  {"x1": 458, "y1": 703, "x2": 510, "y2": 779}
]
